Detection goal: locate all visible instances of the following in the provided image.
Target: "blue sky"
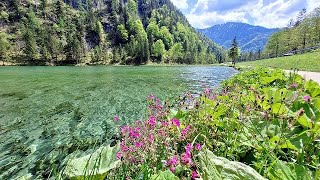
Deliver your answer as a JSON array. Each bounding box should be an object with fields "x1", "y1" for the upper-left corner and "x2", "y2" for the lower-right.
[{"x1": 170, "y1": 0, "x2": 320, "y2": 28}]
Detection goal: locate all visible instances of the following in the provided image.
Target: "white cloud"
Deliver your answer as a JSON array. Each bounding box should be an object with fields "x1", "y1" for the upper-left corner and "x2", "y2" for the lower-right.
[
  {"x1": 171, "y1": 0, "x2": 189, "y2": 10},
  {"x1": 175, "y1": 0, "x2": 320, "y2": 28}
]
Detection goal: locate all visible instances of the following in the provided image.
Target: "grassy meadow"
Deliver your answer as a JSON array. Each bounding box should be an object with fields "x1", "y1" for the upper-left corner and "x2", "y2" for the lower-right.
[{"x1": 238, "y1": 50, "x2": 320, "y2": 72}]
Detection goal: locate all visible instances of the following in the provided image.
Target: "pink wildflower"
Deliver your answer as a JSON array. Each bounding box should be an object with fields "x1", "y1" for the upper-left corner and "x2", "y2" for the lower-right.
[
  {"x1": 120, "y1": 142, "x2": 129, "y2": 152},
  {"x1": 114, "y1": 116, "x2": 119, "y2": 122},
  {"x1": 181, "y1": 125, "x2": 191, "y2": 137},
  {"x1": 170, "y1": 165, "x2": 175, "y2": 172},
  {"x1": 171, "y1": 118, "x2": 181, "y2": 127},
  {"x1": 290, "y1": 83, "x2": 298, "y2": 88},
  {"x1": 181, "y1": 152, "x2": 193, "y2": 165},
  {"x1": 135, "y1": 142, "x2": 143, "y2": 148},
  {"x1": 204, "y1": 88, "x2": 211, "y2": 94},
  {"x1": 116, "y1": 152, "x2": 122, "y2": 160},
  {"x1": 209, "y1": 95, "x2": 216, "y2": 100},
  {"x1": 161, "y1": 121, "x2": 169, "y2": 127},
  {"x1": 303, "y1": 95, "x2": 311, "y2": 102},
  {"x1": 185, "y1": 143, "x2": 193, "y2": 153},
  {"x1": 192, "y1": 171, "x2": 200, "y2": 179},
  {"x1": 149, "y1": 116, "x2": 156, "y2": 126},
  {"x1": 148, "y1": 134, "x2": 155, "y2": 143},
  {"x1": 129, "y1": 129, "x2": 140, "y2": 139},
  {"x1": 195, "y1": 143, "x2": 202, "y2": 151},
  {"x1": 168, "y1": 156, "x2": 179, "y2": 166},
  {"x1": 149, "y1": 94, "x2": 155, "y2": 100},
  {"x1": 120, "y1": 126, "x2": 129, "y2": 135}
]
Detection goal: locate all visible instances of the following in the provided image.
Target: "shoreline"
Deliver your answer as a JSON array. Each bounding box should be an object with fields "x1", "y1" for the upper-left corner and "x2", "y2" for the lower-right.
[{"x1": 0, "y1": 61, "x2": 230, "y2": 67}]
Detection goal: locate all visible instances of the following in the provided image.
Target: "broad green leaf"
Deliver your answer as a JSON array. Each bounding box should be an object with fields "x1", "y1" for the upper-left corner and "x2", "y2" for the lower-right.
[
  {"x1": 272, "y1": 103, "x2": 287, "y2": 115},
  {"x1": 64, "y1": 143, "x2": 120, "y2": 179},
  {"x1": 305, "y1": 80, "x2": 320, "y2": 97},
  {"x1": 199, "y1": 149, "x2": 267, "y2": 180},
  {"x1": 314, "y1": 122, "x2": 320, "y2": 135},
  {"x1": 267, "y1": 160, "x2": 313, "y2": 180},
  {"x1": 297, "y1": 115, "x2": 313, "y2": 129},
  {"x1": 313, "y1": 98, "x2": 320, "y2": 109},
  {"x1": 150, "y1": 170, "x2": 179, "y2": 180}
]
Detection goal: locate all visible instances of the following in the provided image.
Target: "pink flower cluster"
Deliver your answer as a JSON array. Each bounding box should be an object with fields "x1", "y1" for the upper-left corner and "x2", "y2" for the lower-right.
[{"x1": 116, "y1": 94, "x2": 202, "y2": 179}]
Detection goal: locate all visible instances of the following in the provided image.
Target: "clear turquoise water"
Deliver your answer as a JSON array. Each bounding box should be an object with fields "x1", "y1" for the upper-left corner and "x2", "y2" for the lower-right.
[{"x1": 0, "y1": 66, "x2": 237, "y2": 178}]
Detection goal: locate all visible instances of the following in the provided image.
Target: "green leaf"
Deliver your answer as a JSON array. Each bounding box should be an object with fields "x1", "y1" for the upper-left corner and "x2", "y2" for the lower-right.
[
  {"x1": 297, "y1": 115, "x2": 313, "y2": 129},
  {"x1": 169, "y1": 109, "x2": 188, "y2": 121},
  {"x1": 305, "y1": 80, "x2": 320, "y2": 97},
  {"x1": 267, "y1": 160, "x2": 313, "y2": 180},
  {"x1": 64, "y1": 143, "x2": 120, "y2": 179},
  {"x1": 272, "y1": 103, "x2": 287, "y2": 115},
  {"x1": 150, "y1": 170, "x2": 179, "y2": 180},
  {"x1": 279, "y1": 140, "x2": 298, "y2": 151},
  {"x1": 199, "y1": 149, "x2": 267, "y2": 180}
]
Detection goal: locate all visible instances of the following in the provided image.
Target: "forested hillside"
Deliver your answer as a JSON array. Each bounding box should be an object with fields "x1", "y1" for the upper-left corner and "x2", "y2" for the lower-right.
[
  {"x1": 264, "y1": 7, "x2": 320, "y2": 57},
  {"x1": 0, "y1": 0, "x2": 224, "y2": 65}
]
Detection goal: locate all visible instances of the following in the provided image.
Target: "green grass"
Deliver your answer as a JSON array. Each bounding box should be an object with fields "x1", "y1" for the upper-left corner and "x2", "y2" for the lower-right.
[{"x1": 238, "y1": 50, "x2": 320, "y2": 72}]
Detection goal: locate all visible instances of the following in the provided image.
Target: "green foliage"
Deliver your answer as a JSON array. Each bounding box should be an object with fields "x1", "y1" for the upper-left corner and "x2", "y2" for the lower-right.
[
  {"x1": 117, "y1": 24, "x2": 129, "y2": 43},
  {"x1": 186, "y1": 68, "x2": 320, "y2": 179},
  {"x1": 0, "y1": 10, "x2": 9, "y2": 22},
  {"x1": 96, "y1": 21, "x2": 106, "y2": 45},
  {"x1": 63, "y1": 68, "x2": 320, "y2": 179},
  {"x1": 165, "y1": 43, "x2": 184, "y2": 63},
  {"x1": 64, "y1": 144, "x2": 120, "y2": 179},
  {"x1": 199, "y1": 150, "x2": 267, "y2": 180},
  {"x1": 228, "y1": 37, "x2": 240, "y2": 65},
  {"x1": 152, "y1": 40, "x2": 165, "y2": 61},
  {"x1": 21, "y1": 18, "x2": 38, "y2": 60},
  {"x1": 1, "y1": 0, "x2": 222, "y2": 65},
  {"x1": 159, "y1": 26, "x2": 173, "y2": 49},
  {"x1": 264, "y1": 7, "x2": 320, "y2": 56},
  {"x1": 0, "y1": 31, "x2": 11, "y2": 61},
  {"x1": 150, "y1": 170, "x2": 179, "y2": 180}
]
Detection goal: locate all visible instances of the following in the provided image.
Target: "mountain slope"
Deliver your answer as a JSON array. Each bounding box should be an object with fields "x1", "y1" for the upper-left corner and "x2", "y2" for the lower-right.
[
  {"x1": 198, "y1": 22, "x2": 278, "y2": 52},
  {"x1": 0, "y1": 0, "x2": 225, "y2": 65}
]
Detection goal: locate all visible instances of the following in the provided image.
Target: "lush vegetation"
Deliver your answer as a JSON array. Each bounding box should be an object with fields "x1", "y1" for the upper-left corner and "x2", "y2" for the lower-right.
[
  {"x1": 0, "y1": 0, "x2": 224, "y2": 65},
  {"x1": 264, "y1": 8, "x2": 320, "y2": 57},
  {"x1": 61, "y1": 68, "x2": 320, "y2": 179},
  {"x1": 238, "y1": 50, "x2": 320, "y2": 72}
]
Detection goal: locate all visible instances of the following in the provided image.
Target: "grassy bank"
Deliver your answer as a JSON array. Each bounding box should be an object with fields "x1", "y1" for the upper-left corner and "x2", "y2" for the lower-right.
[
  {"x1": 238, "y1": 50, "x2": 320, "y2": 72},
  {"x1": 57, "y1": 68, "x2": 320, "y2": 180}
]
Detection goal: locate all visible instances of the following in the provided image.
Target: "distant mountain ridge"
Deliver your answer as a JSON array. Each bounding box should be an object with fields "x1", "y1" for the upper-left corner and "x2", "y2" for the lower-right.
[{"x1": 198, "y1": 22, "x2": 279, "y2": 52}]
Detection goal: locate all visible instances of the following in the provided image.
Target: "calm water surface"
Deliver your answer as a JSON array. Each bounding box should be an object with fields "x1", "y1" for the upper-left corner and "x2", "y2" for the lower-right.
[{"x1": 0, "y1": 66, "x2": 237, "y2": 178}]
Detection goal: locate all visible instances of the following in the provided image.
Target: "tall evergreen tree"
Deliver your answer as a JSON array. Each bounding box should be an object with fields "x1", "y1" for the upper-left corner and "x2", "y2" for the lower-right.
[{"x1": 228, "y1": 37, "x2": 240, "y2": 67}]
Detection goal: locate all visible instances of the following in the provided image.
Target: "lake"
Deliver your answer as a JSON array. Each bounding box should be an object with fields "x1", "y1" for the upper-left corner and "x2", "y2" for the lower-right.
[{"x1": 0, "y1": 66, "x2": 237, "y2": 179}]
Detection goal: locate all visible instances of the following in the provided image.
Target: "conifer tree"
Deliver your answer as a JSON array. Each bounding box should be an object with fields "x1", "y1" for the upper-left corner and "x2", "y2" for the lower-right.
[{"x1": 228, "y1": 37, "x2": 240, "y2": 67}]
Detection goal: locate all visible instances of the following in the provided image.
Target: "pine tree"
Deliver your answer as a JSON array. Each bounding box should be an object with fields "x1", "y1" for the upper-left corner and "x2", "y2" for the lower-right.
[
  {"x1": 23, "y1": 27, "x2": 38, "y2": 60},
  {"x1": 228, "y1": 37, "x2": 240, "y2": 67},
  {"x1": 96, "y1": 21, "x2": 106, "y2": 45}
]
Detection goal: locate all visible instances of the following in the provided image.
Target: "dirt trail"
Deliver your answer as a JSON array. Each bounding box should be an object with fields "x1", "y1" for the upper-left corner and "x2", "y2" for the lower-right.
[{"x1": 285, "y1": 70, "x2": 320, "y2": 84}]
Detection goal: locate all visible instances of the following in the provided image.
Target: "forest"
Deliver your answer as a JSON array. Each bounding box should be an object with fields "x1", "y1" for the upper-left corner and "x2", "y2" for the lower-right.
[
  {"x1": 0, "y1": 0, "x2": 225, "y2": 65},
  {"x1": 263, "y1": 7, "x2": 320, "y2": 58}
]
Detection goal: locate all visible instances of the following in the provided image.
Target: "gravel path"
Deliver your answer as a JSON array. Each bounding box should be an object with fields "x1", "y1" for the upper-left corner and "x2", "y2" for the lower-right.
[{"x1": 285, "y1": 70, "x2": 320, "y2": 84}]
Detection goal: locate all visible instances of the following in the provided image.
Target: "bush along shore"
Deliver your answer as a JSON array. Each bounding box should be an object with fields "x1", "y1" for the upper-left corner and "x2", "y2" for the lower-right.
[{"x1": 61, "y1": 68, "x2": 320, "y2": 180}]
